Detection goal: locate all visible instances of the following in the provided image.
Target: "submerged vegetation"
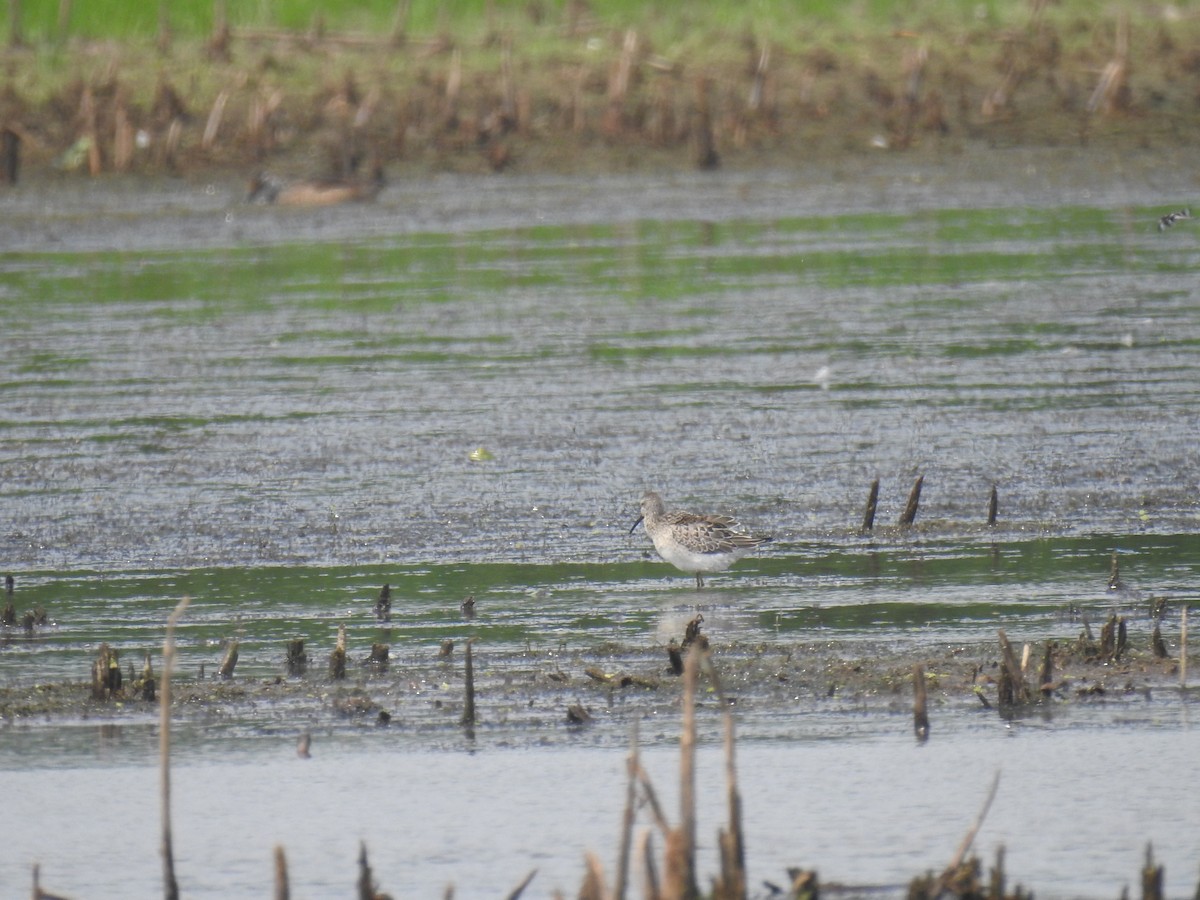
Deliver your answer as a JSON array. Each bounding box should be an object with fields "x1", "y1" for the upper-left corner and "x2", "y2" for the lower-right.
[{"x1": 1, "y1": 0, "x2": 1199, "y2": 182}]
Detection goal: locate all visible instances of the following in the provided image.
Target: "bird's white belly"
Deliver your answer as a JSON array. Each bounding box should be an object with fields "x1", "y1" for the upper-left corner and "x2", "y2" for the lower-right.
[{"x1": 653, "y1": 536, "x2": 743, "y2": 574}]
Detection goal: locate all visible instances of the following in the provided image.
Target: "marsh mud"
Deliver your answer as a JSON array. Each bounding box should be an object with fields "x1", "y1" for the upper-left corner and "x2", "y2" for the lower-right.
[{"x1": 0, "y1": 621, "x2": 1188, "y2": 749}]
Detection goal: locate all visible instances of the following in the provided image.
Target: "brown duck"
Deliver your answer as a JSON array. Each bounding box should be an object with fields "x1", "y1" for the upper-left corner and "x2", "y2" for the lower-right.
[{"x1": 247, "y1": 165, "x2": 385, "y2": 207}]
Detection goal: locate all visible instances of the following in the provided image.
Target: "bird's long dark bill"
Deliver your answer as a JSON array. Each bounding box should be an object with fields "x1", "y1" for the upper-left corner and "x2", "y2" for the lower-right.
[{"x1": 629, "y1": 515, "x2": 644, "y2": 534}]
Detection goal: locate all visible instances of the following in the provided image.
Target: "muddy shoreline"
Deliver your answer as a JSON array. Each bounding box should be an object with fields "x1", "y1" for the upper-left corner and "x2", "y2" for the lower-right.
[{"x1": 1, "y1": 617, "x2": 1187, "y2": 746}]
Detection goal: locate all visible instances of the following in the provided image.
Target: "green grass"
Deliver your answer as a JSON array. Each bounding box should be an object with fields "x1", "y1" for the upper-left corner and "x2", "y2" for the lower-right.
[{"x1": 4, "y1": 0, "x2": 1098, "y2": 44}]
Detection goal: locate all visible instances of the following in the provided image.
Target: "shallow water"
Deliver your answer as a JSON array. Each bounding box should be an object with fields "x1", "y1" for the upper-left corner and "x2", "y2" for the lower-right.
[
  {"x1": 2, "y1": 148, "x2": 1199, "y2": 895},
  {"x1": 3, "y1": 731, "x2": 1198, "y2": 898}
]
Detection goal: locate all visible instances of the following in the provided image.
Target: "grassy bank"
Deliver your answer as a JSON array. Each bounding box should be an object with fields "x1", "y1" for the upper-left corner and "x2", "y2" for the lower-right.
[
  {"x1": 0, "y1": 1, "x2": 1196, "y2": 181},
  {"x1": 7, "y1": 0, "x2": 1035, "y2": 44}
]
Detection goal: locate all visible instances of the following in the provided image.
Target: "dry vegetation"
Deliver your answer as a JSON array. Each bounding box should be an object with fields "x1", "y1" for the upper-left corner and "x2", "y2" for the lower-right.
[{"x1": 1, "y1": 2, "x2": 1200, "y2": 185}]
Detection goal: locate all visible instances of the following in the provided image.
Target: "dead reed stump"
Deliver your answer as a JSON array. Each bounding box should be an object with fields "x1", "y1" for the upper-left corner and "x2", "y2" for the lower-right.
[
  {"x1": 1038, "y1": 643, "x2": 1054, "y2": 696},
  {"x1": 506, "y1": 867, "x2": 538, "y2": 899},
  {"x1": 1108, "y1": 552, "x2": 1122, "y2": 591},
  {"x1": 330, "y1": 624, "x2": 347, "y2": 679},
  {"x1": 140, "y1": 652, "x2": 157, "y2": 702},
  {"x1": 285, "y1": 638, "x2": 307, "y2": 676},
  {"x1": 899, "y1": 475, "x2": 924, "y2": 526},
  {"x1": 681, "y1": 614, "x2": 707, "y2": 652},
  {"x1": 913, "y1": 664, "x2": 930, "y2": 741},
  {"x1": 1151, "y1": 623, "x2": 1168, "y2": 659},
  {"x1": 356, "y1": 843, "x2": 387, "y2": 900},
  {"x1": 667, "y1": 641, "x2": 684, "y2": 675},
  {"x1": 461, "y1": 638, "x2": 477, "y2": 728},
  {"x1": 1141, "y1": 844, "x2": 1164, "y2": 900},
  {"x1": 91, "y1": 643, "x2": 122, "y2": 700},
  {"x1": 367, "y1": 643, "x2": 389, "y2": 672},
  {"x1": 31, "y1": 863, "x2": 72, "y2": 900},
  {"x1": 996, "y1": 630, "x2": 1030, "y2": 708},
  {"x1": 274, "y1": 845, "x2": 289, "y2": 900},
  {"x1": 218, "y1": 639, "x2": 239, "y2": 679},
  {"x1": 1180, "y1": 606, "x2": 1188, "y2": 688},
  {"x1": 373, "y1": 584, "x2": 391, "y2": 622},
  {"x1": 861, "y1": 478, "x2": 880, "y2": 533},
  {"x1": 1097, "y1": 614, "x2": 1128, "y2": 662},
  {"x1": 579, "y1": 853, "x2": 607, "y2": 900}
]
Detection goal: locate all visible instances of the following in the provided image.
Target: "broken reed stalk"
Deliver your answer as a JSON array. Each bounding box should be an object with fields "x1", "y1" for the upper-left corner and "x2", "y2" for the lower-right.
[
  {"x1": 704, "y1": 654, "x2": 747, "y2": 900},
  {"x1": 374, "y1": 583, "x2": 392, "y2": 621},
  {"x1": 1039, "y1": 643, "x2": 1054, "y2": 694},
  {"x1": 1181, "y1": 606, "x2": 1189, "y2": 688},
  {"x1": 1151, "y1": 622, "x2": 1168, "y2": 659},
  {"x1": 1141, "y1": 844, "x2": 1164, "y2": 900},
  {"x1": 670, "y1": 647, "x2": 700, "y2": 900},
  {"x1": 285, "y1": 638, "x2": 306, "y2": 676},
  {"x1": 748, "y1": 43, "x2": 770, "y2": 112},
  {"x1": 505, "y1": 867, "x2": 538, "y2": 900},
  {"x1": 1086, "y1": 11, "x2": 1130, "y2": 116},
  {"x1": 274, "y1": 845, "x2": 289, "y2": 900},
  {"x1": 330, "y1": 623, "x2": 347, "y2": 679},
  {"x1": 2, "y1": 574, "x2": 14, "y2": 625},
  {"x1": 202, "y1": 88, "x2": 228, "y2": 150},
  {"x1": 615, "y1": 722, "x2": 639, "y2": 900},
  {"x1": 161, "y1": 597, "x2": 191, "y2": 900},
  {"x1": 997, "y1": 629, "x2": 1030, "y2": 707},
  {"x1": 113, "y1": 90, "x2": 134, "y2": 172},
  {"x1": 368, "y1": 643, "x2": 389, "y2": 672},
  {"x1": 92, "y1": 642, "x2": 121, "y2": 699},
  {"x1": 987, "y1": 485, "x2": 998, "y2": 526},
  {"x1": 633, "y1": 762, "x2": 671, "y2": 834},
  {"x1": 637, "y1": 829, "x2": 660, "y2": 900},
  {"x1": 912, "y1": 664, "x2": 930, "y2": 742},
  {"x1": 899, "y1": 474, "x2": 924, "y2": 527},
  {"x1": 218, "y1": 639, "x2": 239, "y2": 679},
  {"x1": 861, "y1": 478, "x2": 880, "y2": 533},
  {"x1": 579, "y1": 852, "x2": 607, "y2": 900},
  {"x1": 1099, "y1": 614, "x2": 1117, "y2": 661},
  {"x1": 934, "y1": 771, "x2": 1001, "y2": 894},
  {"x1": 356, "y1": 843, "x2": 381, "y2": 900},
  {"x1": 461, "y1": 638, "x2": 477, "y2": 728},
  {"x1": 142, "y1": 651, "x2": 157, "y2": 702}
]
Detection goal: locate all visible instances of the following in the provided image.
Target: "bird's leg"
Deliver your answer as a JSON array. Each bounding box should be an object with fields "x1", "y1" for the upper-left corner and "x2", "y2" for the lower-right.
[{"x1": 695, "y1": 573, "x2": 704, "y2": 589}]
